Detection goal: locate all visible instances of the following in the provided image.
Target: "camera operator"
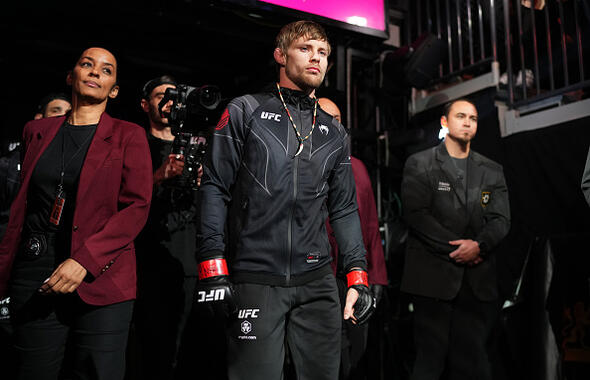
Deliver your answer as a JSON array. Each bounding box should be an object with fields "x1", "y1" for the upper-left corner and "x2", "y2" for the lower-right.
[{"x1": 133, "y1": 75, "x2": 201, "y2": 380}]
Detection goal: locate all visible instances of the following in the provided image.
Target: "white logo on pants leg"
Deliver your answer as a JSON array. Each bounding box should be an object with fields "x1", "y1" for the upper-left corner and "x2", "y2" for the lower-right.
[
  {"x1": 238, "y1": 308, "x2": 260, "y2": 318},
  {"x1": 241, "y1": 320, "x2": 252, "y2": 334}
]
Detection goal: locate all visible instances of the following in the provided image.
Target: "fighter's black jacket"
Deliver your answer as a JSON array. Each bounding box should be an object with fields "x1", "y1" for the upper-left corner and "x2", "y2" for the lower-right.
[{"x1": 197, "y1": 87, "x2": 367, "y2": 286}]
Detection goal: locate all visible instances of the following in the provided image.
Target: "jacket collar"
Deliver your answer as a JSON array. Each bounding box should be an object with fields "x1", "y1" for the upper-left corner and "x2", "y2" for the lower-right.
[
  {"x1": 435, "y1": 141, "x2": 483, "y2": 165},
  {"x1": 34, "y1": 112, "x2": 113, "y2": 140},
  {"x1": 277, "y1": 86, "x2": 317, "y2": 110},
  {"x1": 22, "y1": 112, "x2": 114, "y2": 197}
]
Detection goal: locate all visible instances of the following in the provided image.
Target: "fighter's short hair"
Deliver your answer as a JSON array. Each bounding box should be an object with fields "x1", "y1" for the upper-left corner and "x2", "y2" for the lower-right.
[{"x1": 275, "y1": 20, "x2": 331, "y2": 56}]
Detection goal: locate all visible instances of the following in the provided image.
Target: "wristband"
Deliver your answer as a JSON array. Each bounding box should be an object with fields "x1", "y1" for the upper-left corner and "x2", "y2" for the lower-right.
[
  {"x1": 199, "y1": 258, "x2": 229, "y2": 280},
  {"x1": 346, "y1": 270, "x2": 369, "y2": 288}
]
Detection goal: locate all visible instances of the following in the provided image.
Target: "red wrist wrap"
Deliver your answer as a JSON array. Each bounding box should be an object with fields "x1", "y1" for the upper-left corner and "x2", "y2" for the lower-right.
[
  {"x1": 199, "y1": 259, "x2": 229, "y2": 279},
  {"x1": 346, "y1": 270, "x2": 369, "y2": 288}
]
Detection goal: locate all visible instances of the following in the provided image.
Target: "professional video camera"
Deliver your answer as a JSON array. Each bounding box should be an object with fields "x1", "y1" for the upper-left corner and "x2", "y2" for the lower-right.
[{"x1": 158, "y1": 84, "x2": 221, "y2": 190}]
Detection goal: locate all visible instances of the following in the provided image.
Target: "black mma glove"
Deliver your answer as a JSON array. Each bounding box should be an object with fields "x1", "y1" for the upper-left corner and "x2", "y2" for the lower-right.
[
  {"x1": 196, "y1": 258, "x2": 237, "y2": 317},
  {"x1": 371, "y1": 284, "x2": 384, "y2": 305},
  {"x1": 346, "y1": 269, "x2": 376, "y2": 325}
]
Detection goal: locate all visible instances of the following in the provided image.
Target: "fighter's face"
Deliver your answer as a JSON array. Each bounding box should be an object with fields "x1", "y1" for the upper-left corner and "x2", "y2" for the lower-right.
[
  {"x1": 44, "y1": 99, "x2": 71, "y2": 118},
  {"x1": 277, "y1": 37, "x2": 329, "y2": 92},
  {"x1": 442, "y1": 100, "x2": 478, "y2": 144},
  {"x1": 68, "y1": 47, "x2": 119, "y2": 103},
  {"x1": 144, "y1": 84, "x2": 176, "y2": 126}
]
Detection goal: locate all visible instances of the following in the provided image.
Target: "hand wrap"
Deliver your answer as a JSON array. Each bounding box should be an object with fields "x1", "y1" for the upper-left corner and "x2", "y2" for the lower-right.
[
  {"x1": 196, "y1": 258, "x2": 237, "y2": 317},
  {"x1": 346, "y1": 269, "x2": 376, "y2": 325}
]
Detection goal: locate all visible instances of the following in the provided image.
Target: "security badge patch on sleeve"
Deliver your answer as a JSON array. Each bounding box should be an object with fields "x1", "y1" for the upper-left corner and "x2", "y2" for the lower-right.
[{"x1": 481, "y1": 191, "x2": 491, "y2": 207}]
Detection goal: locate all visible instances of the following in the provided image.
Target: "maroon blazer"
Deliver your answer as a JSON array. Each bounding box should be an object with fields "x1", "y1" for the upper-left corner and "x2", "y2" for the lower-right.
[
  {"x1": 328, "y1": 157, "x2": 388, "y2": 285},
  {"x1": 0, "y1": 113, "x2": 153, "y2": 305}
]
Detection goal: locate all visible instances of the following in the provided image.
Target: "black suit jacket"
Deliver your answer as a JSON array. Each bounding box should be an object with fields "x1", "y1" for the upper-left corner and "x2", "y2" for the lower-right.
[{"x1": 400, "y1": 143, "x2": 510, "y2": 301}]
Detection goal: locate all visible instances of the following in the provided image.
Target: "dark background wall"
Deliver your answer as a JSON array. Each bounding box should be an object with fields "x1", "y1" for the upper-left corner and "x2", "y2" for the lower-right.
[
  {"x1": 0, "y1": 0, "x2": 386, "y2": 144},
  {"x1": 3, "y1": 1, "x2": 590, "y2": 378}
]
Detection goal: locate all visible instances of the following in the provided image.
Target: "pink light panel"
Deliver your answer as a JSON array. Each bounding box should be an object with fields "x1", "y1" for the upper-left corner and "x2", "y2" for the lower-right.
[{"x1": 259, "y1": 0, "x2": 386, "y2": 32}]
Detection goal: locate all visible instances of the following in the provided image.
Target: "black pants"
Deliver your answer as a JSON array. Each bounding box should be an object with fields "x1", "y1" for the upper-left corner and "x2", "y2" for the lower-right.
[
  {"x1": 410, "y1": 282, "x2": 497, "y2": 380},
  {"x1": 134, "y1": 275, "x2": 197, "y2": 380},
  {"x1": 228, "y1": 274, "x2": 341, "y2": 380},
  {"x1": 10, "y1": 293, "x2": 133, "y2": 380}
]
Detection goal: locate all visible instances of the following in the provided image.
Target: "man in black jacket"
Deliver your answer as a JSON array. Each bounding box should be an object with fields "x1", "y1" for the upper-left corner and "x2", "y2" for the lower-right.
[
  {"x1": 196, "y1": 21, "x2": 373, "y2": 380},
  {"x1": 401, "y1": 99, "x2": 510, "y2": 380}
]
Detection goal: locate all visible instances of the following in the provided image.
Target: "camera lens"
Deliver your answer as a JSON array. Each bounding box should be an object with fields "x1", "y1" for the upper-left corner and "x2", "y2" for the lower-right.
[{"x1": 198, "y1": 86, "x2": 221, "y2": 110}]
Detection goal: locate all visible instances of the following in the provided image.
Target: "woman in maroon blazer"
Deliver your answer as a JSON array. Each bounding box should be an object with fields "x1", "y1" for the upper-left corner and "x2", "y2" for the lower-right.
[{"x1": 0, "y1": 47, "x2": 152, "y2": 380}]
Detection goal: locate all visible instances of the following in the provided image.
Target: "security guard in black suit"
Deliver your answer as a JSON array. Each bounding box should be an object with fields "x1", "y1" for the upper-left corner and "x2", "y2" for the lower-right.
[{"x1": 401, "y1": 99, "x2": 510, "y2": 380}]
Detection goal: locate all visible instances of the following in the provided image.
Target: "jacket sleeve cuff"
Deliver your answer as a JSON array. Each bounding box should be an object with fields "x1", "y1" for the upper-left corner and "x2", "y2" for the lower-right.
[
  {"x1": 344, "y1": 260, "x2": 367, "y2": 273},
  {"x1": 199, "y1": 250, "x2": 226, "y2": 262},
  {"x1": 477, "y1": 240, "x2": 489, "y2": 257},
  {"x1": 71, "y1": 247, "x2": 101, "y2": 279}
]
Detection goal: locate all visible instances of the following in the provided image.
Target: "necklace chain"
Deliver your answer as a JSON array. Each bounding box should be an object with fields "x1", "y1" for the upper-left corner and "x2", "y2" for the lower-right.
[{"x1": 276, "y1": 83, "x2": 318, "y2": 146}]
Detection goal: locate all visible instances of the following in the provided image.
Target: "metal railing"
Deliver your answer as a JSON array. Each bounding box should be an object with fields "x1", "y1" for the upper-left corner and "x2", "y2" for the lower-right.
[
  {"x1": 407, "y1": 0, "x2": 590, "y2": 109},
  {"x1": 502, "y1": 0, "x2": 590, "y2": 108},
  {"x1": 407, "y1": 0, "x2": 499, "y2": 86}
]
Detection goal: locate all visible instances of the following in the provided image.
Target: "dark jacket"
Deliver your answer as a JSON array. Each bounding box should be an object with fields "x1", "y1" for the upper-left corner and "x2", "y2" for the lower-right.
[
  {"x1": 0, "y1": 113, "x2": 153, "y2": 305},
  {"x1": 400, "y1": 143, "x2": 510, "y2": 301},
  {"x1": 197, "y1": 88, "x2": 366, "y2": 286},
  {"x1": 135, "y1": 133, "x2": 199, "y2": 277}
]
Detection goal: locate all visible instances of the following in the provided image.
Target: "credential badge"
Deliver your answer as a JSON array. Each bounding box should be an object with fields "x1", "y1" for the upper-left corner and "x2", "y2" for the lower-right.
[{"x1": 438, "y1": 181, "x2": 451, "y2": 192}]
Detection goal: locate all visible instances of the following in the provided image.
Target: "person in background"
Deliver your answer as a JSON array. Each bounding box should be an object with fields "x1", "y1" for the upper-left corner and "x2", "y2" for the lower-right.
[
  {"x1": 318, "y1": 97, "x2": 388, "y2": 380},
  {"x1": 0, "y1": 91, "x2": 71, "y2": 378},
  {"x1": 133, "y1": 75, "x2": 201, "y2": 379},
  {"x1": 400, "y1": 98, "x2": 510, "y2": 380},
  {"x1": 33, "y1": 93, "x2": 72, "y2": 120},
  {"x1": 1, "y1": 93, "x2": 72, "y2": 239}
]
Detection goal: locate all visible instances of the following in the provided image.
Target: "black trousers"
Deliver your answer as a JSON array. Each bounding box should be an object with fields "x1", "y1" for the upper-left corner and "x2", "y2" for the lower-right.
[
  {"x1": 410, "y1": 281, "x2": 497, "y2": 380},
  {"x1": 10, "y1": 293, "x2": 133, "y2": 380},
  {"x1": 133, "y1": 275, "x2": 197, "y2": 380},
  {"x1": 8, "y1": 239, "x2": 133, "y2": 380},
  {"x1": 227, "y1": 274, "x2": 341, "y2": 380}
]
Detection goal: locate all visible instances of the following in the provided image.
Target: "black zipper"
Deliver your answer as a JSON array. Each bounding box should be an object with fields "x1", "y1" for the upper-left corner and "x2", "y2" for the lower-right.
[{"x1": 286, "y1": 101, "x2": 303, "y2": 286}]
